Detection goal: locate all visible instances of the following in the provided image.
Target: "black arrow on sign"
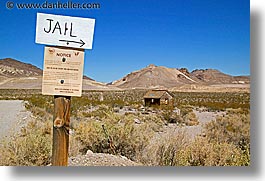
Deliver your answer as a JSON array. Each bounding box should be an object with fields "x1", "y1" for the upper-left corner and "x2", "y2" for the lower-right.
[{"x1": 59, "y1": 39, "x2": 85, "y2": 47}]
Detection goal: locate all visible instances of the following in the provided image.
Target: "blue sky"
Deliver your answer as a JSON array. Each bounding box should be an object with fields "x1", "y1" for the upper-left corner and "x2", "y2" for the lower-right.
[{"x1": 0, "y1": 0, "x2": 250, "y2": 83}]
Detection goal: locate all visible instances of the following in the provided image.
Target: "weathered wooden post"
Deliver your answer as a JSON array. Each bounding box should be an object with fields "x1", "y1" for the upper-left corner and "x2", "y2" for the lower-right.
[
  {"x1": 52, "y1": 96, "x2": 71, "y2": 166},
  {"x1": 42, "y1": 45, "x2": 86, "y2": 166},
  {"x1": 35, "y1": 13, "x2": 95, "y2": 166}
]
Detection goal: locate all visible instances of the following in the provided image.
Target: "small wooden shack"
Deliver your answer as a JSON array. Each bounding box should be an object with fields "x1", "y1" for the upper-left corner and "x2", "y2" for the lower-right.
[{"x1": 144, "y1": 90, "x2": 174, "y2": 107}]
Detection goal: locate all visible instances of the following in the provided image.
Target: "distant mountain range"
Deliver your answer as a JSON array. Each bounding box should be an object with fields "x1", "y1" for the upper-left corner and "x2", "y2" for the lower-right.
[
  {"x1": 0, "y1": 58, "x2": 109, "y2": 90},
  {"x1": 0, "y1": 58, "x2": 94, "y2": 81},
  {"x1": 110, "y1": 64, "x2": 249, "y2": 89},
  {"x1": 0, "y1": 58, "x2": 250, "y2": 90}
]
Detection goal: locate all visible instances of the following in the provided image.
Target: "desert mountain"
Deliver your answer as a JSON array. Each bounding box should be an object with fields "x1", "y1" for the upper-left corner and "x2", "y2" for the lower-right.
[
  {"x1": 0, "y1": 58, "x2": 42, "y2": 77},
  {"x1": 111, "y1": 64, "x2": 198, "y2": 89},
  {"x1": 0, "y1": 58, "x2": 94, "y2": 80},
  {"x1": 111, "y1": 64, "x2": 250, "y2": 89},
  {"x1": 190, "y1": 69, "x2": 250, "y2": 84},
  {"x1": 0, "y1": 58, "x2": 114, "y2": 90},
  {"x1": 0, "y1": 58, "x2": 249, "y2": 90}
]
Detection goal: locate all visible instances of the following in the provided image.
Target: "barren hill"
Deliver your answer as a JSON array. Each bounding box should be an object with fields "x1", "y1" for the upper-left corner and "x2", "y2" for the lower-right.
[
  {"x1": 0, "y1": 58, "x2": 42, "y2": 77},
  {"x1": 191, "y1": 69, "x2": 250, "y2": 84},
  {"x1": 0, "y1": 58, "x2": 43, "y2": 89},
  {"x1": 0, "y1": 58, "x2": 115, "y2": 90},
  {"x1": 111, "y1": 65, "x2": 250, "y2": 89},
  {"x1": 111, "y1": 64, "x2": 197, "y2": 89},
  {"x1": 0, "y1": 59, "x2": 250, "y2": 90}
]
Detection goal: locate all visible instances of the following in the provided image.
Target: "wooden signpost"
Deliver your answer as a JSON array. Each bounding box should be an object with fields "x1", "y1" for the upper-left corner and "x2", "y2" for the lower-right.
[{"x1": 35, "y1": 13, "x2": 95, "y2": 166}]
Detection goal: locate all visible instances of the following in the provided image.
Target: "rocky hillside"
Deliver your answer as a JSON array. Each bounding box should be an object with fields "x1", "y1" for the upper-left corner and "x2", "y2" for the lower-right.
[
  {"x1": 190, "y1": 69, "x2": 250, "y2": 84},
  {"x1": 0, "y1": 58, "x2": 42, "y2": 77},
  {"x1": 111, "y1": 65, "x2": 250, "y2": 89},
  {"x1": 111, "y1": 64, "x2": 197, "y2": 89}
]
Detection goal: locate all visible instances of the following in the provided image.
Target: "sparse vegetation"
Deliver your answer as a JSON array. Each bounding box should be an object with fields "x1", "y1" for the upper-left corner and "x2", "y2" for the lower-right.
[
  {"x1": 0, "y1": 89, "x2": 250, "y2": 166},
  {"x1": 141, "y1": 110, "x2": 250, "y2": 166},
  {"x1": 173, "y1": 92, "x2": 250, "y2": 111},
  {"x1": 0, "y1": 119, "x2": 52, "y2": 166}
]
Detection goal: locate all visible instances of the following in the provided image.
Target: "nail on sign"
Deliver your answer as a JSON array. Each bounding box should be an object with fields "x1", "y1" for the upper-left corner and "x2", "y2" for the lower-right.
[{"x1": 35, "y1": 13, "x2": 95, "y2": 49}]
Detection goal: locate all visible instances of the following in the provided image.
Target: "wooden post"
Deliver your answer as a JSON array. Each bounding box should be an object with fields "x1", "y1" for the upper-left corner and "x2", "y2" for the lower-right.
[{"x1": 52, "y1": 95, "x2": 71, "y2": 166}]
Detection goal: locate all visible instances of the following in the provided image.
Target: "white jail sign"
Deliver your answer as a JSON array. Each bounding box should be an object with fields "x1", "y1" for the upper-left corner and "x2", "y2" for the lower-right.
[{"x1": 36, "y1": 13, "x2": 95, "y2": 49}]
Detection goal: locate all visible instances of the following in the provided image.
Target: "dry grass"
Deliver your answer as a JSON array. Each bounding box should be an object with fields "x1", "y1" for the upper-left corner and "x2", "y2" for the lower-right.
[
  {"x1": 71, "y1": 110, "x2": 163, "y2": 161},
  {"x1": 141, "y1": 109, "x2": 250, "y2": 166},
  {"x1": 174, "y1": 137, "x2": 247, "y2": 166},
  {"x1": 0, "y1": 90, "x2": 250, "y2": 166},
  {"x1": 0, "y1": 119, "x2": 52, "y2": 166}
]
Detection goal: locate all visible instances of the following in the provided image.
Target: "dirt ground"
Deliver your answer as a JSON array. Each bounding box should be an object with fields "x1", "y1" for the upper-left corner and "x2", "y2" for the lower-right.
[{"x1": 0, "y1": 100, "x2": 31, "y2": 140}]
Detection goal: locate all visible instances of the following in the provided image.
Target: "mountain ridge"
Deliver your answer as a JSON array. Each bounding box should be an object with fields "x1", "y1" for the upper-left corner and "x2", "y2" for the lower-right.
[
  {"x1": 0, "y1": 58, "x2": 42, "y2": 77},
  {"x1": 111, "y1": 64, "x2": 250, "y2": 89},
  {"x1": 0, "y1": 58, "x2": 250, "y2": 90},
  {"x1": 0, "y1": 58, "x2": 110, "y2": 90},
  {"x1": 0, "y1": 58, "x2": 93, "y2": 80}
]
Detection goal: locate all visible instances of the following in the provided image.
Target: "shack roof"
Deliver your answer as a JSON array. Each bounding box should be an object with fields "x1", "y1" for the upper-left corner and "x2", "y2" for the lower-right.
[{"x1": 143, "y1": 90, "x2": 173, "y2": 99}]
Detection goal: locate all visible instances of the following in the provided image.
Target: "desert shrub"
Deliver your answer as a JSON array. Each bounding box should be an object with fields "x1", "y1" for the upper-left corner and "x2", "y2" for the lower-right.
[
  {"x1": 71, "y1": 110, "x2": 162, "y2": 161},
  {"x1": 172, "y1": 92, "x2": 250, "y2": 111},
  {"x1": 139, "y1": 114, "x2": 165, "y2": 132},
  {"x1": 175, "y1": 137, "x2": 248, "y2": 166},
  {"x1": 0, "y1": 120, "x2": 52, "y2": 166},
  {"x1": 0, "y1": 89, "x2": 41, "y2": 100},
  {"x1": 141, "y1": 132, "x2": 249, "y2": 166},
  {"x1": 73, "y1": 120, "x2": 143, "y2": 160},
  {"x1": 178, "y1": 110, "x2": 250, "y2": 166},
  {"x1": 71, "y1": 96, "x2": 92, "y2": 116},
  {"x1": 82, "y1": 104, "x2": 113, "y2": 119},
  {"x1": 204, "y1": 110, "x2": 250, "y2": 165},
  {"x1": 0, "y1": 90, "x2": 250, "y2": 166},
  {"x1": 169, "y1": 105, "x2": 199, "y2": 126},
  {"x1": 205, "y1": 110, "x2": 250, "y2": 151},
  {"x1": 179, "y1": 105, "x2": 193, "y2": 116},
  {"x1": 141, "y1": 130, "x2": 188, "y2": 166},
  {"x1": 140, "y1": 108, "x2": 250, "y2": 166},
  {"x1": 183, "y1": 111, "x2": 199, "y2": 126},
  {"x1": 0, "y1": 90, "x2": 250, "y2": 111},
  {"x1": 72, "y1": 121, "x2": 106, "y2": 153},
  {"x1": 160, "y1": 105, "x2": 180, "y2": 124},
  {"x1": 24, "y1": 95, "x2": 53, "y2": 114}
]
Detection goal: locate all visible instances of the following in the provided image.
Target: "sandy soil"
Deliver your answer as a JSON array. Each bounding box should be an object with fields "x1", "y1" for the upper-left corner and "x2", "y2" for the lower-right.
[{"x1": 69, "y1": 151, "x2": 141, "y2": 166}]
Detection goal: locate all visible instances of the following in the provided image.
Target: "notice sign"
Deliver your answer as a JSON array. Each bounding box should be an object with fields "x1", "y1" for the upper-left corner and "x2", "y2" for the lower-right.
[
  {"x1": 42, "y1": 46, "x2": 84, "y2": 97},
  {"x1": 36, "y1": 13, "x2": 95, "y2": 49}
]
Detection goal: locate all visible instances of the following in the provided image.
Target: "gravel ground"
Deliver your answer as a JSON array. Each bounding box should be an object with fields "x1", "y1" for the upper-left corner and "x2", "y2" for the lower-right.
[
  {"x1": 156, "y1": 110, "x2": 226, "y2": 141},
  {"x1": 69, "y1": 150, "x2": 141, "y2": 166},
  {"x1": 190, "y1": 110, "x2": 225, "y2": 137},
  {"x1": 0, "y1": 100, "x2": 31, "y2": 140}
]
